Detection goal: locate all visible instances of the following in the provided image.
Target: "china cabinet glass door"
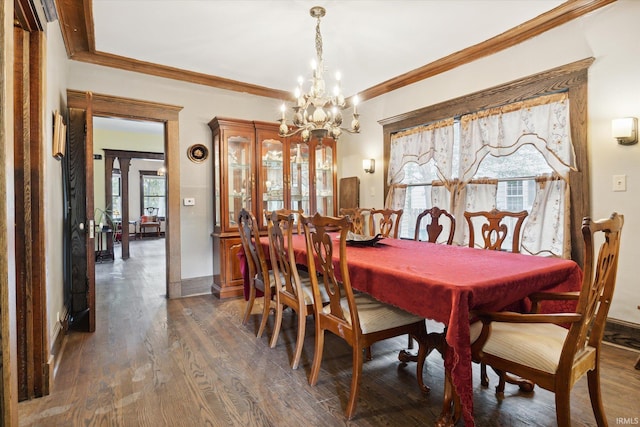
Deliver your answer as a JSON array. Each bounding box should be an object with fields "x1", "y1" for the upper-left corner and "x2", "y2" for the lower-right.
[
  {"x1": 315, "y1": 143, "x2": 334, "y2": 215},
  {"x1": 261, "y1": 138, "x2": 285, "y2": 216},
  {"x1": 290, "y1": 142, "x2": 310, "y2": 215},
  {"x1": 228, "y1": 135, "x2": 252, "y2": 226}
]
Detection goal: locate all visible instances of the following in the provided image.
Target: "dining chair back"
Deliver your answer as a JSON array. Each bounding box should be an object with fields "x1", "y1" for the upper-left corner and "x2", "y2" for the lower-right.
[
  {"x1": 238, "y1": 208, "x2": 274, "y2": 338},
  {"x1": 369, "y1": 208, "x2": 403, "y2": 238},
  {"x1": 339, "y1": 207, "x2": 371, "y2": 235},
  {"x1": 264, "y1": 207, "x2": 304, "y2": 234},
  {"x1": 301, "y1": 212, "x2": 430, "y2": 419},
  {"x1": 267, "y1": 211, "x2": 325, "y2": 369},
  {"x1": 471, "y1": 212, "x2": 624, "y2": 427},
  {"x1": 464, "y1": 208, "x2": 528, "y2": 252},
  {"x1": 414, "y1": 206, "x2": 456, "y2": 244}
]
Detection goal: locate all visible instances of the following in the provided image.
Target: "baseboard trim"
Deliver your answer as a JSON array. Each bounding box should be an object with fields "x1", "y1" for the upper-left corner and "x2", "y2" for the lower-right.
[
  {"x1": 181, "y1": 275, "x2": 214, "y2": 297},
  {"x1": 47, "y1": 307, "x2": 70, "y2": 393},
  {"x1": 604, "y1": 318, "x2": 640, "y2": 351}
]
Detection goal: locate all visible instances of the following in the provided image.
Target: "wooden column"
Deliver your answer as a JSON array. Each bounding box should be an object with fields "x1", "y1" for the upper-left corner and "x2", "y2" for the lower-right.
[{"x1": 104, "y1": 155, "x2": 114, "y2": 257}]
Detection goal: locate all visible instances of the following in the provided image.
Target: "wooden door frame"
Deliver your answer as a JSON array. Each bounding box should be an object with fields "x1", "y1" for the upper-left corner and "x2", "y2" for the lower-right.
[
  {"x1": 1, "y1": 1, "x2": 19, "y2": 424},
  {"x1": 67, "y1": 90, "x2": 183, "y2": 298}
]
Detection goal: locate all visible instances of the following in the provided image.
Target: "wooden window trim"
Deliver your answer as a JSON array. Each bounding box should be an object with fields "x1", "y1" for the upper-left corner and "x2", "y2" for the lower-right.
[{"x1": 380, "y1": 58, "x2": 593, "y2": 266}]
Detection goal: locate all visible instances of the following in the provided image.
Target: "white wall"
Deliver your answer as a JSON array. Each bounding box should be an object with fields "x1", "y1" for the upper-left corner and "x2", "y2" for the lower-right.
[
  {"x1": 67, "y1": 61, "x2": 284, "y2": 280},
  {"x1": 44, "y1": 19, "x2": 70, "y2": 347},
  {"x1": 342, "y1": 0, "x2": 639, "y2": 323}
]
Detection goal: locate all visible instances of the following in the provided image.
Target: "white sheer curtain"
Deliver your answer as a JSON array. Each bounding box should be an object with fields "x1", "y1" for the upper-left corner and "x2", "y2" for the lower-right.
[
  {"x1": 520, "y1": 174, "x2": 570, "y2": 258},
  {"x1": 458, "y1": 93, "x2": 575, "y2": 182},
  {"x1": 457, "y1": 93, "x2": 575, "y2": 255},
  {"x1": 457, "y1": 179, "x2": 497, "y2": 247},
  {"x1": 431, "y1": 181, "x2": 454, "y2": 244},
  {"x1": 386, "y1": 119, "x2": 454, "y2": 209}
]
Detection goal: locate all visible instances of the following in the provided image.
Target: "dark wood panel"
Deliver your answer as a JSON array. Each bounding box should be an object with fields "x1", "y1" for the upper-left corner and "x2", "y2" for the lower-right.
[
  {"x1": 339, "y1": 176, "x2": 360, "y2": 210},
  {"x1": 66, "y1": 108, "x2": 89, "y2": 324}
]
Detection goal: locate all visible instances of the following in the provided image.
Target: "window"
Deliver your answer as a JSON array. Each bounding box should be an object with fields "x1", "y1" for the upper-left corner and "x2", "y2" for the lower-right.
[
  {"x1": 140, "y1": 171, "x2": 166, "y2": 217},
  {"x1": 111, "y1": 172, "x2": 122, "y2": 220},
  {"x1": 382, "y1": 60, "x2": 591, "y2": 265}
]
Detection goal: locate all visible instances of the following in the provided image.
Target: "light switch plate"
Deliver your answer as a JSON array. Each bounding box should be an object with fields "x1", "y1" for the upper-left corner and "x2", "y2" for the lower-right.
[
  {"x1": 183, "y1": 197, "x2": 196, "y2": 206},
  {"x1": 612, "y1": 175, "x2": 626, "y2": 192}
]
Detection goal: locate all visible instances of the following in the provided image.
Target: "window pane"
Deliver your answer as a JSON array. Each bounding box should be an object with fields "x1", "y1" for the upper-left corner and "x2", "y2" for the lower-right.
[
  {"x1": 475, "y1": 145, "x2": 553, "y2": 179},
  {"x1": 142, "y1": 175, "x2": 166, "y2": 217}
]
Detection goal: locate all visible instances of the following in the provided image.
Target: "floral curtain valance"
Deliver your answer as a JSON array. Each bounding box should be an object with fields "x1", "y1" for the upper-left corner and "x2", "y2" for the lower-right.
[
  {"x1": 388, "y1": 118, "x2": 455, "y2": 186},
  {"x1": 458, "y1": 92, "x2": 576, "y2": 183}
]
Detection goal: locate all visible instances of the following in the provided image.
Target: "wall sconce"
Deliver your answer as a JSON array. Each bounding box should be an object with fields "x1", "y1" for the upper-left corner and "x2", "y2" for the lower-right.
[
  {"x1": 157, "y1": 165, "x2": 167, "y2": 176},
  {"x1": 363, "y1": 159, "x2": 375, "y2": 174},
  {"x1": 612, "y1": 117, "x2": 638, "y2": 145}
]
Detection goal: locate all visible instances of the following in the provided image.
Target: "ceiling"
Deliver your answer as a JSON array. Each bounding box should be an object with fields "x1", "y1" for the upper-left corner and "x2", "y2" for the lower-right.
[
  {"x1": 64, "y1": 1, "x2": 611, "y2": 132},
  {"x1": 90, "y1": 0, "x2": 567, "y2": 97}
]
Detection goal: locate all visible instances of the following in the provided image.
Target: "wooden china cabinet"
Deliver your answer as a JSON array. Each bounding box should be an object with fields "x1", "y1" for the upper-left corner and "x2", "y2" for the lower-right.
[{"x1": 208, "y1": 117, "x2": 337, "y2": 298}]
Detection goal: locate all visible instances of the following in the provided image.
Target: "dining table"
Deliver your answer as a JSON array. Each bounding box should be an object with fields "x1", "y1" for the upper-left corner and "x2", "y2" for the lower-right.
[{"x1": 245, "y1": 233, "x2": 583, "y2": 426}]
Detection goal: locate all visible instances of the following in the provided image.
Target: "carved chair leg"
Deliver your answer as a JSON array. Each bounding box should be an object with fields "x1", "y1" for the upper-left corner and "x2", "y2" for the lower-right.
[
  {"x1": 587, "y1": 366, "x2": 607, "y2": 426},
  {"x1": 346, "y1": 344, "x2": 364, "y2": 419},
  {"x1": 408, "y1": 334, "x2": 414, "y2": 349},
  {"x1": 480, "y1": 362, "x2": 489, "y2": 387},
  {"x1": 242, "y1": 286, "x2": 256, "y2": 325},
  {"x1": 364, "y1": 346, "x2": 372, "y2": 361},
  {"x1": 492, "y1": 367, "x2": 535, "y2": 394},
  {"x1": 413, "y1": 326, "x2": 431, "y2": 393},
  {"x1": 269, "y1": 302, "x2": 284, "y2": 348},
  {"x1": 555, "y1": 383, "x2": 572, "y2": 427},
  {"x1": 256, "y1": 298, "x2": 272, "y2": 338},
  {"x1": 309, "y1": 329, "x2": 324, "y2": 386},
  {"x1": 290, "y1": 309, "x2": 306, "y2": 370}
]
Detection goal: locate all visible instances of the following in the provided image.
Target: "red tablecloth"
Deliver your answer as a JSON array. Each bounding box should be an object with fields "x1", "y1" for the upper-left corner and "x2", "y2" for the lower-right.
[{"x1": 285, "y1": 235, "x2": 582, "y2": 426}]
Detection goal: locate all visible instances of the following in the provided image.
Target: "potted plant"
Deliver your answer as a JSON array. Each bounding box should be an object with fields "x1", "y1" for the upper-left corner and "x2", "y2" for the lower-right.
[{"x1": 94, "y1": 206, "x2": 115, "y2": 232}]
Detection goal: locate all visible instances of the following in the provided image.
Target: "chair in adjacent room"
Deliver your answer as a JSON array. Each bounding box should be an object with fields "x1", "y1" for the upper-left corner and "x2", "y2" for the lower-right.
[
  {"x1": 464, "y1": 208, "x2": 528, "y2": 253},
  {"x1": 267, "y1": 211, "x2": 328, "y2": 369},
  {"x1": 302, "y1": 212, "x2": 429, "y2": 419},
  {"x1": 369, "y1": 208, "x2": 403, "y2": 238},
  {"x1": 238, "y1": 208, "x2": 274, "y2": 338},
  {"x1": 414, "y1": 206, "x2": 456, "y2": 245},
  {"x1": 138, "y1": 206, "x2": 161, "y2": 238},
  {"x1": 471, "y1": 212, "x2": 623, "y2": 427}
]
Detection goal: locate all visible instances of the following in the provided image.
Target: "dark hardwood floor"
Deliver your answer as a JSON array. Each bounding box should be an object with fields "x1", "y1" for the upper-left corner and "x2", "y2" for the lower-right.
[{"x1": 19, "y1": 239, "x2": 640, "y2": 426}]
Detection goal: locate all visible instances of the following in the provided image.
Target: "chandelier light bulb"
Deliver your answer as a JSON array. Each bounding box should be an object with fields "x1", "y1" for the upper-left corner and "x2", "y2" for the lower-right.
[{"x1": 277, "y1": 6, "x2": 361, "y2": 142}]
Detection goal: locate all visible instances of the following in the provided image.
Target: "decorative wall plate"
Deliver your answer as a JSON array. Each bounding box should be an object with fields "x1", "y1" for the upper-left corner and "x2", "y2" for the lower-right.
[{"x1": 187, "y1": 143, "x2": 209, "y2": 163}]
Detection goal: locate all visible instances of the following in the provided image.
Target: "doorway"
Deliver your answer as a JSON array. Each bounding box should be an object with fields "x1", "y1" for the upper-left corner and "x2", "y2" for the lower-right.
[
  {"x1": 94, "y1": 117, "x2": 167, "y2": 270},
  {"x1": 67, "y1": 90, "x2": 183, "y2": 300}
]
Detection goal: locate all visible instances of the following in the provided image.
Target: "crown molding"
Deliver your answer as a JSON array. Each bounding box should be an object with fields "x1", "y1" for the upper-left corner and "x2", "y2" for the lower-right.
[{"x1": 56, "y1": 0, "x2": 615, "y2": 102}]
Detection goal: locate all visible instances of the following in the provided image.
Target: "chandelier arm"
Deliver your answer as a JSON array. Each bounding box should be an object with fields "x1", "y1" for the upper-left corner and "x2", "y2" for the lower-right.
[{"x1": 279, "y1": 6, "x2": 361, "y2": 142}]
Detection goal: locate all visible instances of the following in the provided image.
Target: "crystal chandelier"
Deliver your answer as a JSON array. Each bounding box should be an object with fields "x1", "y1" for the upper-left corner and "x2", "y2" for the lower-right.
[{"x1": 278, "y1": 6, "x2": 360, "y2": 143}]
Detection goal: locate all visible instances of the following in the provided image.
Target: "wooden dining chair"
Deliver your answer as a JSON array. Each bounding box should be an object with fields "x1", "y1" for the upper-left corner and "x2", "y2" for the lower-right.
[
  {"x1": 267, "y1": 211, "x2": 329, "y2": 369},
  {"x1": 264, "y1": 207, "x2": 304, "y2": 234},
  {"x1": 470, "y1": 212, "x2": 623, "y2": 427},
  {"x1": 369, "y1": 208, "x2": 403, "y2": 238},
  {"x1": 464, "y1": 208, "x2": 528, "y2": 253},
  {"x1": 339, "y1": 207, "x2": 370, "y2": 235},
  {"x1": 238, "y1": 208, "x2": 274, "y2": 338},
  {"x1": 414, "y1": 206, "x2": 456, "y2": 244},
  {"x1": 302, "y1": 212, "x2": 430, "y2": 419},
  {"x1": 464, "y1": 208, "x2": 529, "y2": 386}
]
